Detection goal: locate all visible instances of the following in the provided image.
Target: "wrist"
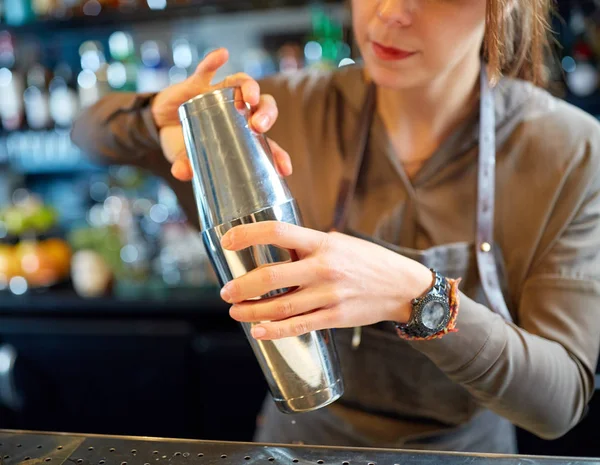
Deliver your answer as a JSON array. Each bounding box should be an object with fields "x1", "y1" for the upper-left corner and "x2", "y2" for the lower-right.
[{"x1": 396, "y1": 263, "x2": 436, "y2": 324}]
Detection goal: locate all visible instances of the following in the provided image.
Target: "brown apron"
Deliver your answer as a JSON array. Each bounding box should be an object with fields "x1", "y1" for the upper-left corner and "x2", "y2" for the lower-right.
[{"x1": 254, "y1": 68, "x2": 518, "y2": 453}]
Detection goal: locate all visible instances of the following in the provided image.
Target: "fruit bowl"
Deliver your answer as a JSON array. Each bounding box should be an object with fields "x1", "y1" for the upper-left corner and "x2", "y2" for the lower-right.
[
  {"x1": 0, "y1": 237, "x2": 73, "y2": 293},
  {"x1": 0, "y1": 196, "x2": 72, "y2": 293}
]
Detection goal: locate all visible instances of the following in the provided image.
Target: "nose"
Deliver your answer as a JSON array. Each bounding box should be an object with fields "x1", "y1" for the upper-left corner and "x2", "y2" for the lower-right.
[{"x1": 377, "y1": 0, "x2": 413, "y2": 27}]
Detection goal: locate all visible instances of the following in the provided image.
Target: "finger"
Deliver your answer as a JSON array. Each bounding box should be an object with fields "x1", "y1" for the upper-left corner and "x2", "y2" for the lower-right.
[
  {"x1": 250, "y1": 94, "x2": 278, "y2": 132},
  {"x1": 229, "y1": 287, "x2": 337, "y2": 323},
  {"x1": 171, "y1": 157, "x2": 193, "y2": 181},
  {"x1": 215, "y1": 73, "x2": 260, "y2": 107},
  {"x1": 268, "y1": 138, "x2": 293, "y2": 177},
  {"x1": 191, "y1": 48, "x2": 230, "y2": 87},
  {"x1": 221, "y1": 221, "x2": 326, "y2": 255},
  {"x1": 250, "y1": 308, "x2": 342, "y2": 340},
  {"x1": 220, "y1": 260, "x2": 314, "y2": 304}
]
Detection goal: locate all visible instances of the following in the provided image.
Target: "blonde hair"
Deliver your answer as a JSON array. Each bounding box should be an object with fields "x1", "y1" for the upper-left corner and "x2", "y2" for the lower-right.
[{"x1": 484, "y1": 0, "x2": 554, "y2": 86}]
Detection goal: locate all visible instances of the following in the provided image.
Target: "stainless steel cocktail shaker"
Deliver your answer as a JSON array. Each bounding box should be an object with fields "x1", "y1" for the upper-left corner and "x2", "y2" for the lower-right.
[{"x1": 178, "y1": 87, "x2": 344, "y2": 414}]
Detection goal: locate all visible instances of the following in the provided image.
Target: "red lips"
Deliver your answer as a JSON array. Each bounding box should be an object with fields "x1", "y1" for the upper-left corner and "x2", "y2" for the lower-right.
[{"x1": 371, "y1": 41, "x2": 416, "y2": 61}]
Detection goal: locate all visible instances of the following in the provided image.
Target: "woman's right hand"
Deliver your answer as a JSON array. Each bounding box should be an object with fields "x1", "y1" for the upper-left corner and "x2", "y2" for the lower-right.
[{"x1": 151, "y1": 47, "x2": 292, "y2": 181}]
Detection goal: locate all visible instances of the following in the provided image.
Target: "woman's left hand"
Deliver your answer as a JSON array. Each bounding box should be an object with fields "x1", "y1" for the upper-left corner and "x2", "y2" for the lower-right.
[{"x1": 219, "y1": 221, "x2": 434, "y2": 340}]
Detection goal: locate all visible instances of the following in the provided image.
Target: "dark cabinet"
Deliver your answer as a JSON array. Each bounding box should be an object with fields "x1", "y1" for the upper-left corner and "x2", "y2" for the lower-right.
[{"x1": 0, "y1": 305, "x2": 268, "y2": 442}]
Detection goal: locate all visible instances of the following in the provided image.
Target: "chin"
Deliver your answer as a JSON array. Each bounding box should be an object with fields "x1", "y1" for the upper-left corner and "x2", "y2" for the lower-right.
[{"x1": 363, "y1": 55, "x2": 427, "y2": 90}]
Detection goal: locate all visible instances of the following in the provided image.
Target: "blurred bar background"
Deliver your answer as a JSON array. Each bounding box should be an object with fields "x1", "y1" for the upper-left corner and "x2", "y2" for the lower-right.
[{"x1": 0, "y1": 0, "x2": 598, "y2": 457}]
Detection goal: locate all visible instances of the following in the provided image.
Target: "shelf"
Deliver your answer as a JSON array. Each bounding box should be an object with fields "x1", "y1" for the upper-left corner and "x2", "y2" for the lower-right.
[
  {"x1": 0, "y1": 129, "x2": 103, "y2": 174},
  {"x1": 1, "y1": 0, "x2": 344, "y2": 34},
  {"x1": 0, "y1": 284, "x2": 228, "y2": 316}
]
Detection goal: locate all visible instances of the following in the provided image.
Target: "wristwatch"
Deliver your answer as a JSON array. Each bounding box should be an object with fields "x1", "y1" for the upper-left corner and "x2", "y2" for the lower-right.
[{"x1": 396, "y1": 269, "x2": 451, "y2": 338}]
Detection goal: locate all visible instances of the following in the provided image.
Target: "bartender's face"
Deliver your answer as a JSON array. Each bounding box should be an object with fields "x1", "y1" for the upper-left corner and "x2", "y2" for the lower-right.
[{"x1": 351, "y1": 0, "x2": 487, "y2": 89}]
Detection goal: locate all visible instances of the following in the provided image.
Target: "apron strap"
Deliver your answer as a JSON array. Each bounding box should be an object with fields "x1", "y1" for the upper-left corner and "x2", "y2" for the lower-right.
[{"x1": 476, "y1": 68, "x2": 514, "y2": 323}]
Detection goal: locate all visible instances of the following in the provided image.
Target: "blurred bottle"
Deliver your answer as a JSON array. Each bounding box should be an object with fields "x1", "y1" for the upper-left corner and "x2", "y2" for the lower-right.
[
  {"x1": 71, "y1": 249, "x2": 113, "y2": 298},
  {"x1": 242, "y1": 48, "x2": 276, "y2": 79},
  {"x1": 564, "y1": 5, "x2": 599, "y2": 98},
  {"x1": 31, "y1": 0, "x2": 55, "y2": 20},
  {"x1": 305, "y1": 7, "x2": 351, "y2": 69},
  {"x1": 107, "y1": 31, "x2": 138, "y2": 91},
  {"x1": 51, "y1": 0, "x2": 81, "y2": 19},
  {"x1": 277, "y1": 43, "x2": 303, "y2": 73},
  {"x1": 116, "y1": 197, "x2": 152, "y2": 281},
  {"x1": 49, "y1": 62, "x2": 80, "y2": 127},
  {"x1": 136, "y1": 40, "x2": 170, "y2": 92},
  {"x1": 77, "y1": 0, "x2": 117, "y2": 16},
  {"x1": 117, "y1": 0, "x2": 136, "y2": 12},
  {"x1": 99, "y1": 0, "x2": 118, "y2": 10},
  {"x1": 168, "y1": 37, "x2": 196, "y2": 85},
  {"x1": 0, "y1": 31, "x2": 25, "y2": 131},
  {"x1": 567, "y1": 41, "x2": 599, "y2": 97},
  {"x1": 3, "y1": 0, "x2": 34, "y2": 25},
  {"x1": 77, "y1": 40, "x2": 110, "y2": 108},
  {"x1": 145, "y1": 0, "x2": 165, "y2": 12},
  {"x1": 23, "y1": 62, "x2": 52, "y2": 130}
]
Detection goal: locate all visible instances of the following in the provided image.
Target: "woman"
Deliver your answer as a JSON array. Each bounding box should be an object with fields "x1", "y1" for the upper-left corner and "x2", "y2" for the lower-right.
[{"x1": 72, "y1": 0, "x2": 600, "y2": 455}]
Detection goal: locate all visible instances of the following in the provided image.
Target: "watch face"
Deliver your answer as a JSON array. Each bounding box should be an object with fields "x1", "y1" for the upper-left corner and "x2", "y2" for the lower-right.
[{"x1": 421, "y1": 300, "x2": 448, "y2": 330}]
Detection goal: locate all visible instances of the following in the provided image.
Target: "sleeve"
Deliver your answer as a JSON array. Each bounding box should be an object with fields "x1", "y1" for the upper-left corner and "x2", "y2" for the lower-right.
[
  {"x1": 407, "y1": 138, "x2": 600, "y2": 440},
  {"x1": 71, "y1": 92, "x2": 162, "y2": 166}
]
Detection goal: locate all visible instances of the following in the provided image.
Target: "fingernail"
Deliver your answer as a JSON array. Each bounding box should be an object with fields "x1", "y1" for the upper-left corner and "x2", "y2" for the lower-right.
[
  {"x1": 257, "y1": 115, "x2": 269, "y2": 130},
  {"x1": 221, "y1": 234, "x2": 232, "y2": 248},
  {"x1": 220, "y1": 285, "x2": 232, "y2": 302},
  {"x1": 252, "y1": 326, "x2": 267, "y2": 338},
  {"x1": 228, "y1": 305, "x2": 239, "y2": 319}
]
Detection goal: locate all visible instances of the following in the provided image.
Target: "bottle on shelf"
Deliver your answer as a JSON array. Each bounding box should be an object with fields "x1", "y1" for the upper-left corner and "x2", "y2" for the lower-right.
[
  {"x1": 145, "y1": 0, "x2": 165, "y2": 12},
  {"x1": 117, "y1": 0, "x2": 136, "y2": 13},
  {"x1": 23, "y1": 62, "x2": 53, "y2": 130},
  {"x1": 563, "y1": 4, "x2": 599, "y2": 98},
  {"x1": 49, "y1": 62, "x2": 80, "y2": 128},
  {"x1": 242, "y1": 48, "x2": 276, "y2": 79},
  {"x1": 2, "y1": 0, "x2": 35, "y2": 25},
  {"x1": 0, "y1": 31, "x2": 25, "y2": 131},
  {"x1": 277, "y1": 43, "x2": 303, "y2": 73},
  {"x1": 50, "y1": 0, "x2": 82, "y2": 19},
  {"x1": 136, "y1": 40, "x2": 170, "y2": 93},
  {"x1": 107, "y1": 31, "x2": 138, "y2": 92},
  {"x1": 304, "y1": 6, "x2": 352, "y2": 69},
  {"x1": 31, "y1": 0, "x2": 55, "y2": 20},
  {"x1": 168, "y1": 37, "x2": 196, "y2": 85},
  {"x1": 77, "y1": 40, "x2": 111, "y2": 108}
]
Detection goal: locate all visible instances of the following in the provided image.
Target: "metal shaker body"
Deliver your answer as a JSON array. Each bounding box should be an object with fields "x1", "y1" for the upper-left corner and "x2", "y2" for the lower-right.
[{"x1": 178, "y1": 88, "x2": 344, "y2": 414}]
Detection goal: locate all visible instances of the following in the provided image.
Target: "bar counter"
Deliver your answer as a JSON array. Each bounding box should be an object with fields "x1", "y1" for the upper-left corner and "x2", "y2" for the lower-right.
[{"x1": 0, "y1": 430, "x2": 599, "y2": 465}]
